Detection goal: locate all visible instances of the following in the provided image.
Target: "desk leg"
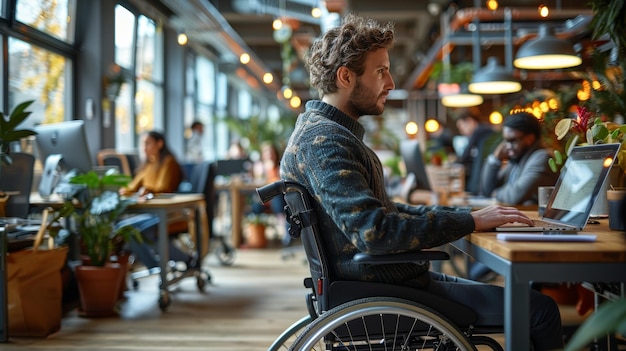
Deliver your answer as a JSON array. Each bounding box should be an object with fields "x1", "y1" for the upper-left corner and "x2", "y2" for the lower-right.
[
  {"x1": 505, "y1": 271, "x2": 530, "y2": 351},
  {"x1": 197, "y1": 202, "x2": 209, "y2": 258},
  {"x1": 1, "y1": 233, "x2": 7, "y2": 342},
  {"x1": 156, "y1": 210, "x2": 170, "y2": 310},
  {"x1": 230, "y1": 187, "x2": 243, "y2": 248}
]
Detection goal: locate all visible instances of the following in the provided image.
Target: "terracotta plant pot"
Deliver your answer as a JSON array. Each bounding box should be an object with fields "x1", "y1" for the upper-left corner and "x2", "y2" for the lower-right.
[
  {"x1": 75, "y1": 263, "x2": 123, "y2": 317},
  {"x1": 246, "y1": 223, "x2": 268, "y2": 248}
]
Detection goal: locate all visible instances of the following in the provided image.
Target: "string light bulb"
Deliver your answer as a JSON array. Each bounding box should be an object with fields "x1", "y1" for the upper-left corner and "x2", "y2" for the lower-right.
[
  {"x1": 239, "y1": 53, "x2": 251, "y2": 65},
  {"x1": 263, "y1": 72, "x2": 274, "y2": 84},
  {"x1": 405, "y1": 121, "x2": 419, "y2": 137},
  {"x1": 425, "y1": 119, "x2": 440, "y2": 133},
  {"x1": 177, "y1": 32, "x2": 188, "y2": 46},
  {"x1": 272, "y1": 18, "x2": 283, "y2": 30}
]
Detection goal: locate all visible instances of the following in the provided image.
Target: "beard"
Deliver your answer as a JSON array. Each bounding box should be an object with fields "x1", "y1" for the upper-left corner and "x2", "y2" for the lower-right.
[{"x1": 346, "y1": 77, "x2": 385, "y2": 117}]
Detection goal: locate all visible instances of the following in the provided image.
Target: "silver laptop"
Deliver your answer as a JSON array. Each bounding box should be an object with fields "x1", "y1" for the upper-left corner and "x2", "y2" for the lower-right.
[{"x1": 496, "y1": 143, "x2": 621, "y2": 233}]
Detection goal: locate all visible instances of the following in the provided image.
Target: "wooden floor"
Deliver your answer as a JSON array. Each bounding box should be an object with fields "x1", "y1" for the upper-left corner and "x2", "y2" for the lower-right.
[
  {"x1": 3, "y1": 242, "x2": 589, "y2": 350},
  {"x1": 3, "y1": 245, "x2": 311, "y2": 351}
]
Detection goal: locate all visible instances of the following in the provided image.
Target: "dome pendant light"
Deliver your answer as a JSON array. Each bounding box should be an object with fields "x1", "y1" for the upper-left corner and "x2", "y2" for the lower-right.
[
  {"x1": 514, "y1": 24, "x2": 582, "y2": 70},
  {"x1": 469, "y1": 57, "x2": 522, "y2": 94},
  {"x1": 441, "y1": 84, "x2": 484, "y2": 107}
]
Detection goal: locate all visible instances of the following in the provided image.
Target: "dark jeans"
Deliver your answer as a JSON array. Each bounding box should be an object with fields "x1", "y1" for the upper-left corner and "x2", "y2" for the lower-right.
[
  {"x1": 118, "y1": 214, "x2": 194, "y2": 269},
  {"x1": 426, "y1": 271, "x2": 563, "y2": 351}
]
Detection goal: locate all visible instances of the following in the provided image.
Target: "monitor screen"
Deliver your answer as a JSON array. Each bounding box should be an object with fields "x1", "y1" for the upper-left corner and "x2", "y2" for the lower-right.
[
  {"x1": 400, "y1": 139, "x2": 431, "y2": 191},
  {"x1": 34, "y1": 120, "x2": 93, "y2": 196}
]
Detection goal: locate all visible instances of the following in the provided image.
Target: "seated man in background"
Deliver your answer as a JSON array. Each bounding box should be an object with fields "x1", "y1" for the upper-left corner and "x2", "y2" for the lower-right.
[{"x1": 479, "y1": 112, "x2": 559, "y2": 206}]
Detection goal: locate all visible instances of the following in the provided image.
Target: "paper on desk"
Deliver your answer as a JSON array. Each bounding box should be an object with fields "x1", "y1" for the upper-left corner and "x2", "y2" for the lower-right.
[{"x1": 496, "y1": 233, "x2": 597, "y2": 242}]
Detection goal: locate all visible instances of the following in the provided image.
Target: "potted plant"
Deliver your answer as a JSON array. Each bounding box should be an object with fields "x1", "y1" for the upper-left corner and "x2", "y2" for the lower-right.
[
  {"x1": 243, "y1": 213, "x2": 274, "y2": 248},
  {"x1": 63, "y1": 170, "x2": 142, "y2": 317}
]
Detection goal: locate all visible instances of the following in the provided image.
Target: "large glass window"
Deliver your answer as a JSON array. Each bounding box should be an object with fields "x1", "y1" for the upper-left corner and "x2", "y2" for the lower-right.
[
  {"x1": 114, "y1": 5, "x2": 135, "y2": 69},
  {"x1": 16, "y1": 0, "x2": 77, "y2": 44},
  {"x1": 114, "y1": 4, "x2": 163, "y2": 150},
  {"x1": 8, "y1": 37, "x2": 68, "y2": 126}
]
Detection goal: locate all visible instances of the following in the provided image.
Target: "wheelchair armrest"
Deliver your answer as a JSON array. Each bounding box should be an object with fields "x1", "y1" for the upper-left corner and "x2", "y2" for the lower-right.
[{"x1": 352, "y1": 250, "x2": 450, "y2": 265}]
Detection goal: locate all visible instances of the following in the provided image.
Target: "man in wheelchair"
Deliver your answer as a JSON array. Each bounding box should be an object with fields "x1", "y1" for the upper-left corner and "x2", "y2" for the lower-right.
[{"x1": 278, "y1": 13, "x2": 563, "y2": 351}]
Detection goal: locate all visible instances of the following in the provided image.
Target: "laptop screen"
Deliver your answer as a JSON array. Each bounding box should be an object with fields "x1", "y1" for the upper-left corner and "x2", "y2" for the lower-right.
[{"x1": 543, "y1": 143, "x2": 621, "y2": 227}]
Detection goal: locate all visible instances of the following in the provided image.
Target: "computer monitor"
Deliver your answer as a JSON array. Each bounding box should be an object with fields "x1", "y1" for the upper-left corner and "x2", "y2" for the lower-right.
[
  {"x1": 400, "y1": 139, "x2": 431, "y2": 191},
  {"x1": 34, "y1": 120, "x2": 93, "y2": 197}
]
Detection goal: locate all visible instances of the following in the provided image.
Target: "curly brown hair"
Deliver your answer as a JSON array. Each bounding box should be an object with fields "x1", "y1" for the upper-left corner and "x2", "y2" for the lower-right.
[{"x1": 305, "y1": 13, "x2": 395, "y2": 97}]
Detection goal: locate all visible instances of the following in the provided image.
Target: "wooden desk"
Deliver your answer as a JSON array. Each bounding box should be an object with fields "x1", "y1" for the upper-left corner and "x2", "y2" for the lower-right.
[
  {"x1": 452, "y1": 216, "x2": 626, "y2": 350},
  {"x1": 29, "y1": 192, "x2": 210, "y2": 311},
  {"x1": 215, "y1": 178, "x2": 264, "y2": 248}
]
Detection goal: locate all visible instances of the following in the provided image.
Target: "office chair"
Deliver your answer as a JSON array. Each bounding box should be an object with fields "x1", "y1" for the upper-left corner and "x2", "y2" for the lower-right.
[
  {"x1": 96, "y1": 149, "x2": 133, "y2": 176},
  {"x1": 257, "y1": 180, "x2": 503, "y2": 351},
  {"x1": 0, "y1": 152, "x2": 36, "y2": 218},
  {"x1": 171, "y1": 161, "x2": 235, "y2": 266}
]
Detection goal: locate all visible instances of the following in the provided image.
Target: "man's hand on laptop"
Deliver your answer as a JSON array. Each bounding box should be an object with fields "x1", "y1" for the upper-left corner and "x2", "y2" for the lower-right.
[{"x1": 471, "y1": 205, "x2": 534, "y2": 231}]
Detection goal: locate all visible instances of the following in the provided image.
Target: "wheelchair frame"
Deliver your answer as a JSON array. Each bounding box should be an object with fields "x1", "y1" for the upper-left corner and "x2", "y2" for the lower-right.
[{"x1": 257, "y1": 180, "x2": 504, "y2": 351}]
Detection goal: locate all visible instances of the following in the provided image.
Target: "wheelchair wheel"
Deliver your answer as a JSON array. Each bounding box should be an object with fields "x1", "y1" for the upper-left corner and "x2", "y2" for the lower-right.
[
  {"x1": 290, "y1": 296, "x2": 476, "y2": 351},
  {"x1": 267, "y1": 315, "x2": 313, "y2": 351}
]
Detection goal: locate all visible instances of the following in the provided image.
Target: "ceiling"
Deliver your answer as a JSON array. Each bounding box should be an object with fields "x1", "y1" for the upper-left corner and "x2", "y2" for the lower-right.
[{"x1": 133, "y1": 0, "x2": 597, "y2": 107}]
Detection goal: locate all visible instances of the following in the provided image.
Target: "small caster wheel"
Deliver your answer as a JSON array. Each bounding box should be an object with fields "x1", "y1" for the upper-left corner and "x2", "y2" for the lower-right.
[
  {"x1": 132, "y1": 280, "x2": 139, "y2": 290},
  {"x1": 197, "y1": 276, "x2": 206, "y2": 291},
  {"x1": 158, "y1": 290, "x2": 170, "y2": 311},
  {"x1": 215, "y1": 245, "x2": 236, "y2": 266}
]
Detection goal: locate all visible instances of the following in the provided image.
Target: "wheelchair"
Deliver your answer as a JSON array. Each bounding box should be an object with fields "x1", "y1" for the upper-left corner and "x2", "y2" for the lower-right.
[{"x1": 257, "y1": 180, "x2": 504, "y2": 351}]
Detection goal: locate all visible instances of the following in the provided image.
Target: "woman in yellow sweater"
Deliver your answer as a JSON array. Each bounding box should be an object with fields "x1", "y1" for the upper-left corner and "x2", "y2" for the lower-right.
[{"x1": 120, "y1": 131, "x2": 183, "y2": 196}]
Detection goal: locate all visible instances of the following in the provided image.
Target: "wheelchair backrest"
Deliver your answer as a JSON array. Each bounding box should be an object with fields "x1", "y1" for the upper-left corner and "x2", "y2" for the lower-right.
[{"x1": 257, "y1": 180, "x2": 333, "y2": 312}]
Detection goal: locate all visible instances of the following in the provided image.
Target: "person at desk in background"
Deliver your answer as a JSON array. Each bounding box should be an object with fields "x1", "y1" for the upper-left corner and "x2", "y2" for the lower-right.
[
  {"x1": 118, "y1": 131, "x2": 192, "y2": 271},
  {"x1": 185, "y1": 120, "x2": 205, "y2": 163},
  {"x1": 251, "y1": 142, "x2": 289, "y2": 245},
  {"x1": 280, "y1": 13, "x2": 563, "y2": 351},
  {"x1": 479, "y1": 112, "x2": 559, "y2": 205},
  {"x1": 120, "y1": 130, "x2": 184, "y2": 196},
  {"x1": 454, "y1": 107, "x2": 497, "y2": 195}
]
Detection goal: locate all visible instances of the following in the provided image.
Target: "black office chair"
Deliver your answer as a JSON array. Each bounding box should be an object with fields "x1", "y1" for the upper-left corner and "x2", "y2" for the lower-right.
[
  {"x1": 257, "y1": 180, "x2": 503, "y2": 351},
  {"x1": 0, "y1": 152, "x2": 35, "y2": 218},
  {"x1": 174, "y1": 161, "x2": 235, "y2": 266}
]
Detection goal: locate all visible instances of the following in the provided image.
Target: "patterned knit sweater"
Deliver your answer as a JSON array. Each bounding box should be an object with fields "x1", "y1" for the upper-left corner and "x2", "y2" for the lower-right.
[{"x1": 280, "y1": 100, "x2": 476, "y2": 288}]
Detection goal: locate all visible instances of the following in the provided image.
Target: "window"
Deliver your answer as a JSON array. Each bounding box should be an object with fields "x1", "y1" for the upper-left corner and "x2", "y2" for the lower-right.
[
  {"x1": 16, "y1": 0, "x2": 77, "y2": 44},
  {"x1": 114, "y1": 4, "x2": 163, "y2": 150},
  {"x1": 8, "y1": 37, "x2": 69, "y2": 126}
]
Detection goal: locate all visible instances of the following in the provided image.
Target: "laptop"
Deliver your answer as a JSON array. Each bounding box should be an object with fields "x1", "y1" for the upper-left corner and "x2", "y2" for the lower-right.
[{"x1": 496, "y1": 143, "x2": 621, "y2": 234}]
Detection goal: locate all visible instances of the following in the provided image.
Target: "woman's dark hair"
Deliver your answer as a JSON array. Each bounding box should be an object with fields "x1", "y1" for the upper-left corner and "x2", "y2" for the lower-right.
[
  {"x1": 305, "y1": 13, "x2": 395, "y2": 97},
  {"x1": 147, "y1": 130, "x2": 174, "y2": 165}
]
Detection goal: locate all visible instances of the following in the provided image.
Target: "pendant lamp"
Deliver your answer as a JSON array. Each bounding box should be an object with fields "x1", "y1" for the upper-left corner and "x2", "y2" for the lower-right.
[
  {"x1": 469, "y1": 57, "x2": 522, "y2": 94},
  {"x1": 441, "y1": 84, "x2": 484, "y2": 107},
  {"x1": 514, "y1": 24, "x2": 581, "y2": 70}
]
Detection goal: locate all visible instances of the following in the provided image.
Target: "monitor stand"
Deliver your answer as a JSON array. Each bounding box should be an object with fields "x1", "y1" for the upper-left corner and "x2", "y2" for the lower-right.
[{"x1": 39, "y1": 154, "x2": 62, "y2": 198}]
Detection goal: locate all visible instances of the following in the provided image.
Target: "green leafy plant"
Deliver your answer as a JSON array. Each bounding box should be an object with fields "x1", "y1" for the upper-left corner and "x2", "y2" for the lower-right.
[
  {"x1": 222, "y1": 114, "x2": 296, "y2": 154},
  {"x1": 65, "y1": 170, "x2": 142, "y2": 266},
  {"x1": 0, "y1": 100, "x2": 37, "y2": 167},
  {"x1": 565, "y1": 298, "x2": 626, "y2": 351},
  {"x1": 549, "y1": 106, "x2": 626, "y2": 173},
  {"x1": 244, "y1": 212, "x2": 275, "y2": 226}
]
